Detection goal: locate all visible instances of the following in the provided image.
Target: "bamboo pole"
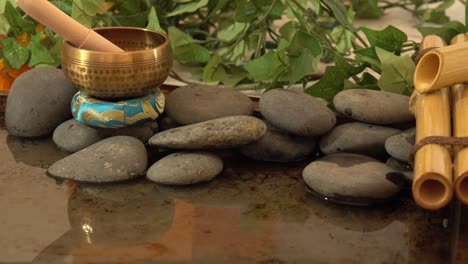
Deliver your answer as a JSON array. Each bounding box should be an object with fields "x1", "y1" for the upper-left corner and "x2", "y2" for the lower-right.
[
  {"x1": 414, "y1": 40, "x2": 468, "y2": 93},
  {"x1": 450, "y1": 34, "x2": 468, "y2": 205},
  {"x1": 412, "y1": 35, "x2": 453, "y2": 210},
  {"x1": 16, "y1": 0, "x2": 124, "y2": 52}
]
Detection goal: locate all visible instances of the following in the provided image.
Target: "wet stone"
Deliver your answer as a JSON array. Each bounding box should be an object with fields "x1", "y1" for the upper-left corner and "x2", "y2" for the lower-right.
[
  {"x1": 319, "y1": 122, "x2": 401, "y2": 159},
  {"x1": 302, "y1": 153, "x2": 402, "y2": 206},
  {"x1": 385, "y1": 128, "x2": 415, "y2": 163},
  {"x1": 158, "y1": 116, "x2": 180, "y2": 131},
  {"x1": 5, "y1": 68, "x2": 77, "y2": 137},
  {"x1": 149, "y1": 116, "x2": 266, "y2": 149},
  {"x1": 333, "y1": 89, "x2": 414, "y2": 125},
  {"x1": 259, "y1": 89, "x2": 336, "y2": 136},
  {"x1": 386, "y1": 157, "x2": 414, "y2": 183},
  {"x1": 240, "y1": 123, "x2": 316, "y2": 162},
  {"x1": 165, "y1": 84, "x2": 254, "y2": 125},
  {"x1": 147, "y1": 151, "x2": 223, "y2": 185},
  {"x1": 53, "y1": 119, "x2": 158, "y2": 153},
  {"x1": 47, "y1": 136, "x2": 147, "y2": 183}
]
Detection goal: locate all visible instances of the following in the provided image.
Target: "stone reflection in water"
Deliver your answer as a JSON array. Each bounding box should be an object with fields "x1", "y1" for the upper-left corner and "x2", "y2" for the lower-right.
[
  {"x1": 6, "y1": 135, "x2": 67, "y2": 168},
  {"x1": 31, "y1": 159, "x2": 449, "y2": 264}
]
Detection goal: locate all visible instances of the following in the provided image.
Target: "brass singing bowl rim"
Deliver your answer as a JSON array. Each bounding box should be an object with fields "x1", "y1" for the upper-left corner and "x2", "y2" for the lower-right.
[{"x1": 63, "y1": 26, "x2": 170, "y2": 55}]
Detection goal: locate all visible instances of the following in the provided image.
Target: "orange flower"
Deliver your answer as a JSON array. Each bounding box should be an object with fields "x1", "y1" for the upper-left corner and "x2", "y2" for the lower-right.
[
  {"x1": 0, "y1": 74, "x2": 13, "y2": 92},
  {"x1": 6, "y1": 63, "x2": 31, "y2": 79},
  {"x1": 35, "y1": 24, "x2": 45, "y2": 32},
  {"x1": 15, "y1": 32, "x2": 30, "y2": 47},
  {"x1": 96, "y1": 1, "x2": 115, "y2": 15}
]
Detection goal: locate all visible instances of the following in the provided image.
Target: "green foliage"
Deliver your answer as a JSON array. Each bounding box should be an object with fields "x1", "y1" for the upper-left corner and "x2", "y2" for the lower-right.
[{"x1": 0, "y1": 0, "x2": 461, "y2": 101}]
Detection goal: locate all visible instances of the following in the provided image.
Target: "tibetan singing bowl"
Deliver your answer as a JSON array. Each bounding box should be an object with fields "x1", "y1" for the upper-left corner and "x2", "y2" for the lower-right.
[{"x1": 61, "y1": 27, "x2": 172, "y2": 100}]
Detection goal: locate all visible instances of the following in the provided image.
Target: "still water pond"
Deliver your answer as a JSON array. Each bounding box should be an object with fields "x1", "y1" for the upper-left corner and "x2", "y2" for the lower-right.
[{"x1": 0, "y1": 128, "x2": 465, "y2": 264}]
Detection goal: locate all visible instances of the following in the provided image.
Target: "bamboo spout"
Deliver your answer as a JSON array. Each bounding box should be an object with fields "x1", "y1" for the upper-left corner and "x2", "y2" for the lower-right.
[
  {"x1": 414, "y1": 41, "x2": 468, "y2": 93},
  {"x1": 16, "y1": 0, "x2": 124, "y2": 52},
  {"x1": 412, "y1": 35, "x2": 453, "y2": 210},
  {"x1": 450, "y1": 34, "x2": 468, "y2": 205}
]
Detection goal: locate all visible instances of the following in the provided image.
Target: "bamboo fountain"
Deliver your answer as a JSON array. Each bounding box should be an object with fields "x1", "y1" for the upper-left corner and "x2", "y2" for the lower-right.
[{"x1": 413, "y1": 34, "x2": 468, "y2": 209}]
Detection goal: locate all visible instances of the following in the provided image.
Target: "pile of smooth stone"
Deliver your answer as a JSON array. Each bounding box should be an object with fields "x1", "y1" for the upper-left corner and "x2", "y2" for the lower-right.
[{"x1": 5, "y1": 68, "x2": 415, "y2": 206}]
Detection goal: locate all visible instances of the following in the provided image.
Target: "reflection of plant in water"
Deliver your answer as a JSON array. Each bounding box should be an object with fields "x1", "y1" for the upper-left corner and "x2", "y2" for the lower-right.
[{"x1": 1, "y1": 0, "x2": 464, "y2": 99}]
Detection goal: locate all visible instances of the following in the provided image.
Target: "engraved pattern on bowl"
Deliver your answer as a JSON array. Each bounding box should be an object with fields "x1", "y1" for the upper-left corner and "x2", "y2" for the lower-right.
[{"x1": 61, "y1": 27, "x2": 172, "y2": 100}]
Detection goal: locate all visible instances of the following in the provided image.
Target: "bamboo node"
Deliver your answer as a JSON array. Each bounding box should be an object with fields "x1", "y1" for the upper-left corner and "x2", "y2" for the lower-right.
[{"x1": 409, "y1": 136, "x2": 468, "y2": 165}]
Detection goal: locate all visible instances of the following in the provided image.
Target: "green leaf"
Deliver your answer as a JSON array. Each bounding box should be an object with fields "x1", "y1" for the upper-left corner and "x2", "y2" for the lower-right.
[
  {"x1": 235, "y1": 0, "x2": 257, "y2": 22},
  {"x1": 288, "y1": 30, "x2": 322, "y2": 57},
  {"x1": 71, "y1": 0, "x2": 96, "y2": 28},
  {"x1": 354, "y1": 47, "x2": 381, "y2": 71},
  {"x1": 168, "y1": 26, "x2": 211, "y2": 64},
  {"x1": 0, "y1": 38, "x2": 30, "y2": 70},
  {"x1": 330, "y1": 26, "x2": 353, "y2": 53},
  {"x1": 167, "y1": 0, "x2": 209, "y2": 17},
  {"x1": 147, "y1": 6, "x2": 165, "y2": 33},
  {"x1": 351, "y1": 0, "x2": 383, "y2": 19},
  {"x1": 305, "y1": 66, "x2": 345, "y2": 102},
  {"x1": 376, "y1": 47, "x2": 414, "y2": 95},
  {"x1": 0, "y1": 0, "x2": 16, "y2": 14},
  {"x1": 203, "y1": 55, "x2": 248, "y2": 87},
  {"x1": 223, "y1": 65, "x2": 249, "y2": 87},
  {"x1": 4, "y1": 1, "x2": 35, "y2": 36},
  {"x1": 50, "y1": 0, "x2": 72, "y2": 15},
  {"x1": 218, "y1": 40, "x2": 246, "y2": 65},
  {"x1": 335, "y1": 55, "x2": 366, "y2": 77},
  {"x1": 322, "y1": 0, "x2": 356, "y2": 32},
  {"x1": 310, "y1": 0, "x2": 321, "y2": 15},
  {"x1": 0, "y1": 14, "x2": 9, "y2": 35},
  {"x1": 218, "y1": 22, "x2": 249, "y2": 42},
  {"x1": 279, "y1": 21, "x2": 297, "y2": 42},
  {"x1": 206, "y1": 0, "x2": 230, "y2": 19},
  {"x1": 27, "y1": 33, "x2": 55, "y2": 67},
  {"x1": 361, "y1": 25, "x2": 407, "y2": 53},
  {"x1": 344, "y1": 72, "x2": 379, "y2": 90},
  {"x1": 288, "y1": 52, "x2": 320, "y2": 84},
  {"x1": 416, "y1": 0, "x2": 454, "y2": 24},
  {"x1": 418, "y1": 21, "x2": 466, "y2": 44},
  {"x1": 203, "y1": 54, "x2": 225, "y2": 85},
  {"x1": 244, "y1": 52, "x2": 275, "y2": 81}
]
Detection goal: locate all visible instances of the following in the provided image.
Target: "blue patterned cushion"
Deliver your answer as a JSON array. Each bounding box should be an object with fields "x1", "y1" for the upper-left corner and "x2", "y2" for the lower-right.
[{"x1": 71, "y1": 89, "x2": 165, "y2": 128}]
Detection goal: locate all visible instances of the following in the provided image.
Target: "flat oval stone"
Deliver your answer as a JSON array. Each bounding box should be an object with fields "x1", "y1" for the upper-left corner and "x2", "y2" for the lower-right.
[
  {"x1": 47, "y1": 136, "x2": 148, "y2": 183},
  {"x1": 5, "y1": 68, "x2": 77, "y2": 137},
  {"x1": 149, "y1": 116, "x2": 266, "y2": 149},
  {"x1": 166, "y1": 84, "x2": 254, "y2": 125},
  {"x1": 320, "y1": 122, "x2": 400, "y2": 158},
  {"x1": 241, "y1": 123, "x2": 316, "y2": 162},
  {"x1": 147, "y1": 151, "x2": 223, "y2": 185},
  {"x1": 302, "y1": 153, "x2": 402, "y2": 206},
  {"x1": 333, "y1": 89, "x2": 414, "y2": 125},
  {"x1": 385, "y1": 128, "x2": 415, "y2": 163},
  {"x1": 386, "y1": 157, "x2": 413, "y2": 183},
  {"x1": 259, "y1": 89, "x2": 336, "y2": 136},
  {"x1": 53, "y1": 119, "x2": 158, "y2": 152}
]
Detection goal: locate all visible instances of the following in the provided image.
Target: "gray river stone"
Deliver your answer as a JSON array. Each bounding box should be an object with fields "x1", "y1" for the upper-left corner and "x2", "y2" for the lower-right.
[
  {"x1": 333, "y1": 89, "x2": 414, "y2": 125},
  {"x1": 149, "y1": 116, "x2": 266, "y2": 149},
  {"x1": 47, "y1": 136, "x2": 147, "y2": 183},
  {"x1": 386, "y1": 157, "x2": 414, "y2": 183},
  {"x1": 147, "y1": 151, "x2": 223, "y2": 185},
  {"x1": 5, "y1": 68, "x2": 77, "y2": 137},
  {"x1": 302, "y1": 153, "x2": 402, "y2": 206},
  {"x1": 385, "y1": 128, "x2": 415, "y2": 163},
  {"x1": 259, "y1": 89, "x2": 336, "y2": 136},
  {"x1": 158, "y1": 116, "x2": 180, "y2": 131},
  {"x1": 240, "y1": 124, "x2": 316, "y2": 162},
  {"x1": 166, "y1": 84, "x2": 253, "y2": 125},
  {"x1": 319, "y1": 122, "x2": 401, "y2": 158},
  {"x1": 53, "y1": 119, "x2": 158, "y2": 152}
]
